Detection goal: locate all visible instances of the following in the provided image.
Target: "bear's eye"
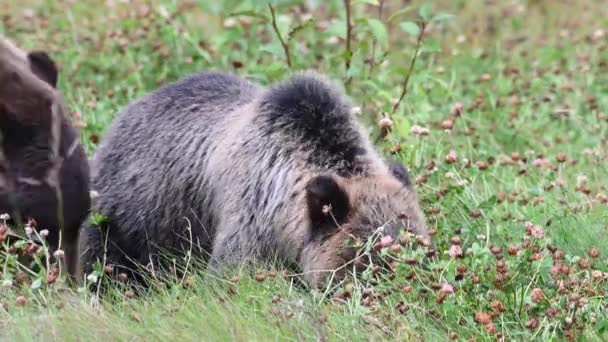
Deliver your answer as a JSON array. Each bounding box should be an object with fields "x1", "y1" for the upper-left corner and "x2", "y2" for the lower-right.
[{"x1": 398, "y1": 212, "x2": 410, "y2": 220}]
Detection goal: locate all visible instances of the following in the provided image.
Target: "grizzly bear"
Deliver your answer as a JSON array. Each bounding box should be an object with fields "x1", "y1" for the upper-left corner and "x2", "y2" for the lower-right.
[
  {"x1": 79, "y1": 71, "x2": 428, "y2": 287},
  {"x1": 0, "y1": 37, "x2": 91, "y2": 280}
]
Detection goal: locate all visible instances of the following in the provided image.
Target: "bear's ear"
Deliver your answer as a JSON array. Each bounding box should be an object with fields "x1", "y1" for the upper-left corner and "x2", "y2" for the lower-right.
[
  {"x1": 388, "y1": 162, "x2": 412, "y2": 188},
  {"x1": 306, "y1": 175, "x2": 350, "y2": 229},
  {"x1": 27, "y1": 51, "x2": 58, "y2": 88}
]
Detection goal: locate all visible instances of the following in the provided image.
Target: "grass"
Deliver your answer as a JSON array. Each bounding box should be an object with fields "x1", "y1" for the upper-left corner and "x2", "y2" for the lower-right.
[{"x1": 1, "y1": 0, "x2": 607, "y2": 340}]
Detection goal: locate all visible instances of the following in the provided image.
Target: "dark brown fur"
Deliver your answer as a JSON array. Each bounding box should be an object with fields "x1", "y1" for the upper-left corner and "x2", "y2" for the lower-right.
[{"x1": 0, "y1": 37, "x2": 90, "y2": 280}]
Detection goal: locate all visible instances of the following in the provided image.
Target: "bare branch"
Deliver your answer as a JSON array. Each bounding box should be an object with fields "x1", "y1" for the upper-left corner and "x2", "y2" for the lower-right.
[
  {"x1": 368, "y1": 0, "x2": 386, "y2": 77},
  {"x1": 343, "y1": 0, "x2": 353, "y2": 78},
  {"x1": 268, "y1": 4, "x2": 292, "y2": 68},
  {"x1": 392, "y1": 21, "x2": 426, "y2": 114}
]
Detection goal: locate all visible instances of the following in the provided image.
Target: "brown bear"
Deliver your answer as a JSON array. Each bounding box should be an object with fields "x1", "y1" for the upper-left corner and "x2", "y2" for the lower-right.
[
  {"x1": 79, "y1": 71, "x2": 428, "y2": 287},
  {"x1": 0, "y1": 37, "x2": 91, "y2": 280}
]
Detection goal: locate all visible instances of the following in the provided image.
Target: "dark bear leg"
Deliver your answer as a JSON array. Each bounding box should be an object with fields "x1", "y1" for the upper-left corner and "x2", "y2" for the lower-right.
[{"x1": 62, "y1": 232, "x2": 80, "y2": 284}]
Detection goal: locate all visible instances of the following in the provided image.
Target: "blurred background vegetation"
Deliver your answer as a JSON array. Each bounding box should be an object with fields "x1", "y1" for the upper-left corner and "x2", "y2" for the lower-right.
[
  {"x1": 1, "y1": 1, "x2": 607, "y2": 340},
  {"x1": 2, "y1": 0, "x2": 606, "y2": 152}
]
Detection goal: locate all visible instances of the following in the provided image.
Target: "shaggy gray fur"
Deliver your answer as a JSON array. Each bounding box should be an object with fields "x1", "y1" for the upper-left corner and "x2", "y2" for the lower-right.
[{"x1": 79, "y1": 71, "x2": 428, "y2": 286}]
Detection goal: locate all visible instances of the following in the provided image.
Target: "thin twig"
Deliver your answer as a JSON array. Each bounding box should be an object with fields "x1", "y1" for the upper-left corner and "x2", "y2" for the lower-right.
[
  {"x1": 179, "y1": 218, "x2": 193, "y2": 286},
  {"x1": 392, "y1": 21, "x2": 426, "y2": 114},
  {"x1": 343, "y1": 0, "x2": 353, "y2": 82},
  {"x1": 95, "y1": 226, "x2": 111, "y2": 301},
  {"x1": 367, "y1": 0, "x2": 386, "y2": 77},
  {"x1": 268, "y1": 4, "x2": 292, "y2": 68}
]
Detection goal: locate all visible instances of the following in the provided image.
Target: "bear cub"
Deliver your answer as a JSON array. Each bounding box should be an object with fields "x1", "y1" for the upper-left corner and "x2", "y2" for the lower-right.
[
  {"x1": 80, "y1": 71, "x2": 429, "y2": 287},
  {"x1": 0, "y1": 37, "x2": 91, "y2": 280}
]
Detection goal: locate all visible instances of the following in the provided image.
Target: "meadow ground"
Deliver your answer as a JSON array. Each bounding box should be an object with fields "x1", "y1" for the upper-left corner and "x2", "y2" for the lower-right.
[{"x1": 1, "y1": 0, "x2": 607, "y2": 340}]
